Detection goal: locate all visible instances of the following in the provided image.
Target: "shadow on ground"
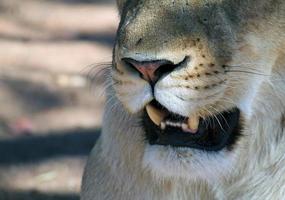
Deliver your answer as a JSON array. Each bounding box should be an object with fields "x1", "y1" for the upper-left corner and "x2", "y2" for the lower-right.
[
  {"x1": 0, "y1": 128, "x2": 100, "y2": 166},
  {"x1": 0, "y1": 189, "x2": 79, "y2": 200},
  {"x1": 0, "y1": 127, "x2": 100, "y2": 199},
  {"x1": 1, "y1": 78, "x2": 65, "y2": 112}
]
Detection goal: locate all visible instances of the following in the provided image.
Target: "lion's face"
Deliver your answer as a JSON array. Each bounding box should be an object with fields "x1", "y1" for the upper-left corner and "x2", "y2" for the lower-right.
[{"x1": 111, "y1": 0, "x2": 277, "y2": 181}]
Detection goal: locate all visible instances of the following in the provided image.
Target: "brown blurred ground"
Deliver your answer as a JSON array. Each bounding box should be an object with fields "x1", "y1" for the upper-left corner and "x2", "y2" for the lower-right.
[{"x1": 0, "y1": 0, "x2": 118, "y2": 199}]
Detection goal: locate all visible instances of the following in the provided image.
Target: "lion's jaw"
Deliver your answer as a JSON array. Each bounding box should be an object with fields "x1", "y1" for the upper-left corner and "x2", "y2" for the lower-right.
[{"x1": 109, "y1": 0, "x2": 282, "y2": 182}]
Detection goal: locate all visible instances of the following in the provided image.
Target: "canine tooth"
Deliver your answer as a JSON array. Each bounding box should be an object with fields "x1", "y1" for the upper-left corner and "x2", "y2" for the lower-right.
[
  {"x1": 160, "y1": 122, "x2": 166, "y2": 130},
  {"x1": 146, "y1": 104, "x2": 167, "y2": 126},
  {"x1": 187, "y1": 115, "x2": 199, "y2": 132},
  {"x1": 182, "y1": 123, "x2": 188, "y2": 130}
]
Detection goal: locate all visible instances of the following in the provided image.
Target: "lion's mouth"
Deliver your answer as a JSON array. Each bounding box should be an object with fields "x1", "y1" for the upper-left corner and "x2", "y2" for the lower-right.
[{"x1": 143, "y1": 100, "x2": 242, "y2": 151}]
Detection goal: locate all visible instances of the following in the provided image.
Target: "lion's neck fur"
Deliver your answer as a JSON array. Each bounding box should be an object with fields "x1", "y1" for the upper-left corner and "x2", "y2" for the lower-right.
[{"x1": 220, "y1": 54, "x2": 285, "y2": 199}]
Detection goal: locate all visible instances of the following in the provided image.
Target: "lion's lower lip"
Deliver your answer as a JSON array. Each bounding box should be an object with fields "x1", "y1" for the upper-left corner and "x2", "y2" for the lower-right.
[{"x1": 143, "y1": 101, "x2": 242, "y2": 151}]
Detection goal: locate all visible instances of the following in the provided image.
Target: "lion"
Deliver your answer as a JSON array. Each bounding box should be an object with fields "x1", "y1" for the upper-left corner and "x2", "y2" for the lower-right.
[{"x1": 81, "y1": 0, "x2": 285, "y2": 199}]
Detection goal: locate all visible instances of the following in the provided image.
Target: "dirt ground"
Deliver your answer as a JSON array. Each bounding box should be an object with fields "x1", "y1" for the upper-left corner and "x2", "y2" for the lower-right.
[{"x1": 0, "y1": 0, "x2": 119, "y2": 199}]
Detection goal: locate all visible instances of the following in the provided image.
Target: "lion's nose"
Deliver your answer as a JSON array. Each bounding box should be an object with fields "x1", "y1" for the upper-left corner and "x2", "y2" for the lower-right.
[{"x1": 122, "y1": 58, "x2": 181, "y2": 84}]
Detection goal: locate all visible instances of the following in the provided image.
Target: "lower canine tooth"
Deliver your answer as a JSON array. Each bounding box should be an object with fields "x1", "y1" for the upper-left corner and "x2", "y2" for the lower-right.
[
  {"x1": 187, "y1": 115, "x2": 199, "y2": 132},
  {"x1": 146, "y1": 104, "x2": 167, "y2": 126}
]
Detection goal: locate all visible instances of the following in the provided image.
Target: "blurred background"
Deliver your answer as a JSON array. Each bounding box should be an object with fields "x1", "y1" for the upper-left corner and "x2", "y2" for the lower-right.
[{"x1": 0, "y1": 0, "x2": 118, "y2": 199}]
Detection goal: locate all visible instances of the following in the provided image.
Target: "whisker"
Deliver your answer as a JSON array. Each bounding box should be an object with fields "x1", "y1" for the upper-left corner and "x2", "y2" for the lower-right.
[
  {"x1": 204, "y1": 106, "x2": 226, "y2": 133},
  {"x1": 225, "y1": 70, "x2": 270, "y2": 76},
  {"x1": 220, "y1": 96, "x2": 236, "y2": 105},
  {"x1": 229, "y1": 66, "x2": 265, "y2": 73},
  {"x1": 82, "y1": 62, "x2": 112, "y2": 87},
  {"x1": 84, "y1": 63, "x2": 113, "y2": 96},
  {"x1": 209, "y1": 105, "x2": 230, "y2": 129},
  {"x1": 225, "y1": 61, "x2": 257, "y2": 67},
  {"x1": 200, "y1": 108, "x2": 213, "y2": 129}
]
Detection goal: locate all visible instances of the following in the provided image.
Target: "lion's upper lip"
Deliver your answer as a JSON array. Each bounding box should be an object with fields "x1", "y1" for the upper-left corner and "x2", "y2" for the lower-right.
[{"x1": 143, "y1": 100, "x2": 242, "y2": 151}]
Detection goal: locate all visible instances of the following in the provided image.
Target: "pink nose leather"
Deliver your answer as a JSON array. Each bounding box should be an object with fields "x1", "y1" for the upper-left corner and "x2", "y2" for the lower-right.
[
  {"x1": 131, "y1": 62, "x2": 162, "y2": 82},
  {"x1": 127, "y1": 59, "x2": 169, "y2": 83},
  {"x1": 123, "y1": 57, "x2": 187, "y2": 84}
]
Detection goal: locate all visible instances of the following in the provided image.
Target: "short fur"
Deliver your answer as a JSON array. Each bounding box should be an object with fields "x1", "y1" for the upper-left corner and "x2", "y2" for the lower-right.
[{"x1": 81, "y1": 0, "x2": 285, "y2": 199}]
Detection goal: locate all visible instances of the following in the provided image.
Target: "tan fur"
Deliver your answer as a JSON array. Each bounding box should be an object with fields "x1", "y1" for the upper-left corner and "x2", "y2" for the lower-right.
[{"x1": 81, "y1": 0, "x2": 285, "y2": 199}]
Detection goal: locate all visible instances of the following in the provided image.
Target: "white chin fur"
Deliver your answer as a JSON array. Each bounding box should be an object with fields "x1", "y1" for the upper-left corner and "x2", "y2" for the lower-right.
[{"x1": 142, "y1": 144, "x2": 237, "y2": 183}]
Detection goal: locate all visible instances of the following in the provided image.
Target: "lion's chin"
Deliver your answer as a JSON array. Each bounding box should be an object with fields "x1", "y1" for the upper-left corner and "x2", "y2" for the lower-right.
[
  {"x1": 142, "y1": 144, "x2": 237, "y2": 182},
  {"x1": 141, "y1": 100, "x2": 242, "y2": 182}
]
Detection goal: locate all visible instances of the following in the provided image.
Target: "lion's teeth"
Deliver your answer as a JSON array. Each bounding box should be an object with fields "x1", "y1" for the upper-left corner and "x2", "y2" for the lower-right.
[
  {"x1": 146, "y1": 104, "x2": 167, "y2": 126},
  {"x1": 187, "y1": 115, "x2": 199, "y2": 132}
]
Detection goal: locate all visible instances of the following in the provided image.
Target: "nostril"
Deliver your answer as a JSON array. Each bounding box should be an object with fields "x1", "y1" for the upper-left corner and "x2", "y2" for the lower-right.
[
  {"x1": 154, "y1": 62, "x2": 178, "y2": 78},
  {"x1": 154, "y1": 56, "x2": 189, "y2": 79}
]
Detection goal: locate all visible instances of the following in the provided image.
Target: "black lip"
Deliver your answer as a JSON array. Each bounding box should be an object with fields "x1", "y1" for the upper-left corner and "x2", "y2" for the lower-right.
[{"x1": 143, "y1": 105, "x2": 242, "y2": 151}]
